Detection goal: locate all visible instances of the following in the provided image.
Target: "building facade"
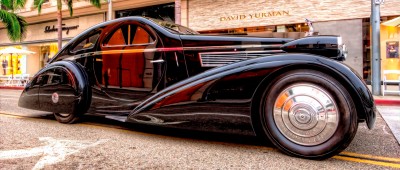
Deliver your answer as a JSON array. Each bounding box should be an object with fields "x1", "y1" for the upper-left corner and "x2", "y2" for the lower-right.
[
  {"x1": 0, "y1": 0, "x2": 175, "y2": 77},
  {"x1": 1, "y1": 0, "x2": 400, "y2": 83},
  {"x1": 179, "y1": 0, "x2": 400, "y2": 82}
]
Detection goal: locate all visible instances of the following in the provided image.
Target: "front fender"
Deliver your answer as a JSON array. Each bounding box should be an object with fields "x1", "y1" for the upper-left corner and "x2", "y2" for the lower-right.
[
  {"x1": 252, "y1": 55, "x2": 376, "y2": 129},
  {"x1": 306, "y1": 56, "x2": 376, "y2": 129}
]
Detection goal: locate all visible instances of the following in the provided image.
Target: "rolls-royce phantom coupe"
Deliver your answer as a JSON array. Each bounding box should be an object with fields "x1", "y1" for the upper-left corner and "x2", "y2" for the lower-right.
[{"x1": 18, "y1": 17, "x2": 376, "y2": 159}]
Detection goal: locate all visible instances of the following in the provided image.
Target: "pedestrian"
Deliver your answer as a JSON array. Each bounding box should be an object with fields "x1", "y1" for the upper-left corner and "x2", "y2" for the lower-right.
[{"x1": 2, "y1": 59, "x2": 8, "y2": 75}]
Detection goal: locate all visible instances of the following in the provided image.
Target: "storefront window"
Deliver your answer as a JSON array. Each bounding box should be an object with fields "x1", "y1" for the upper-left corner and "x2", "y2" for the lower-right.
[
  {"x1": 0, "y1": 42, "x2": 62, "y2": 77},
  {"x1": 363, "y1": 16, "x2": 400, "y2": 83},
  {"x1": 381, "y1": 16, "x2": 400, "y2": 81},
  {"x1": 116, "y1": 3, "x2": 175, "y2": 22},
  {"x1": 38, "y1": 43, "x2": 58, "y2": 68},
  {"x1": 0, "y1": 46, "x2": 24, "y2": 76},
  {"x1": 198, "y1": 23, "x2": 311, "y2": 39}
]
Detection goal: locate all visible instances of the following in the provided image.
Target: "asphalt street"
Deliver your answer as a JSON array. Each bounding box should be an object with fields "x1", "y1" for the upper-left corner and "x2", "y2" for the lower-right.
[
  {"x1": 0, "y1": 89, "x2": 400, "y2": 169},
  {"x1": 378, "y1": 106, "x2": 400, "y2": 145}
]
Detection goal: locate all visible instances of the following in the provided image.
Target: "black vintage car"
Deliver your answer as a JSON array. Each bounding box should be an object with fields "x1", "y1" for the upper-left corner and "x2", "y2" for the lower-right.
[{"x1": 18, "y1": 17, "x2": 376, "y2": 159}]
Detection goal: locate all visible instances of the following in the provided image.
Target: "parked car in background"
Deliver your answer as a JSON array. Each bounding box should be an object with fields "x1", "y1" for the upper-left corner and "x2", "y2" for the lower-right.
[{"x1": 18, "y1": 17, "x2": 376, "y2": 159}]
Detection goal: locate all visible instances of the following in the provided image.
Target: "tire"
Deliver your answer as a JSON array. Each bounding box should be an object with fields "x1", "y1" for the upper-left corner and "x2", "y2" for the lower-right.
[
  {"x1": 54, "y1": 112, "x2": 81, "y2": 124},
  {"x1": 51, "y1": 62, "x2": 91, "y2": 124},
  {"x1": 257, "y1": 69, "x2": 358, "y2": 159}
]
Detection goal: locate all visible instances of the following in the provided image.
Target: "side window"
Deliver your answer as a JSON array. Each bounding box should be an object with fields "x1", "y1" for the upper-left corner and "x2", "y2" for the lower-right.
[
  {"x1": 132, "y1": 26, "x2": 153, "y2": 44},
  {"x1": 71, "y1": 33, "x2": 100, "y2": 52},
  {"x1": 104, "y1": 25, "x2": 154, "y2": 46},
  {"x1": 106, "y1": 28, "x2": 127, "y2": 46}
]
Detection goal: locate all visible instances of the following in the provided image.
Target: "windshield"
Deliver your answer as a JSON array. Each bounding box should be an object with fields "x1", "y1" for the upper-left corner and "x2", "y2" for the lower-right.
[{"x1": 147, "y1": 18, "x2": 199, "y2": 35}]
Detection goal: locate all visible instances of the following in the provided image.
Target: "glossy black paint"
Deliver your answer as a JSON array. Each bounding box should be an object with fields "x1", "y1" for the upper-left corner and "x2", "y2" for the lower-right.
[
  {"x1": 19, "y1": 61, "x2": 91, "y2": 115},
  {"x1": 281, "y1": 35, "x2": 346, "y2": 61},
  {"x1": 128, "y1": 54, "x2": 376, "y2": 134},
  {"x1": 18, "y1": 17, "x2": 376, "y2": 135}
]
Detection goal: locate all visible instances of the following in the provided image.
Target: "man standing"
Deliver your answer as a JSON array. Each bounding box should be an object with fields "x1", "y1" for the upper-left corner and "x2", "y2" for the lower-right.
[{"x1": 2, "y1": 58, "x2": 8, "y2": 75}]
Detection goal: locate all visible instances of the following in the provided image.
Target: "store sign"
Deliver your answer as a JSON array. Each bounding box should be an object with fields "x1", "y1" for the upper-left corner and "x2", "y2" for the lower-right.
[
  {"x1": 220, "y1": 11, "x2": 290, "y2": 22},
  {"x1": 44, "y1": 24, "x2": 79, "y2": 35}
]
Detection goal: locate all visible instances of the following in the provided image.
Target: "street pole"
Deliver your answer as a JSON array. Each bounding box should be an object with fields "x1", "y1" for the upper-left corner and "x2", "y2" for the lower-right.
[
  {"x1": 108, "y1": 0, "x2": 113, "y2": 21},
  {"x1": 371, "y1": 0, "x2": 382, "y2": 95}
]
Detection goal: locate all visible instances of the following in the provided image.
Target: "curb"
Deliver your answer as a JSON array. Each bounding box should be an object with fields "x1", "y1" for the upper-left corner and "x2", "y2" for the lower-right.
[
  {"x1": 374, "y1": 99, "x2": 400, "y2": 106},
  {"x1": 0, "y1": 86, "x2": 24, "y2": 90}
]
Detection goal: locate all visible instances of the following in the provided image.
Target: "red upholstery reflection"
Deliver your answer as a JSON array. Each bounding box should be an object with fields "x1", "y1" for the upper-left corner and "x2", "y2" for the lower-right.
[
  {"x1": 107, "y1": 29, "x2": 126, "y2": 45},
  {"x1": 153, "y1": 82, "x2": 207, "y2": 109},
  {"x1": 100, "y1": 25, "x2": 150, "y2": 88}
]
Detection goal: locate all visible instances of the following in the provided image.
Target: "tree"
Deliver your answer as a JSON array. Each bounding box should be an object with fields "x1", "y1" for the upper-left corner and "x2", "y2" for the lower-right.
[
  {"x1": 174, "y1": 0, "x2": 180, "y2": 25},
  {"x1": 0, "y1": 0, "x2": 28, "y2": 42},
  {"x1": 34, "y1": 0, "x2": 102, "y2": 50}
]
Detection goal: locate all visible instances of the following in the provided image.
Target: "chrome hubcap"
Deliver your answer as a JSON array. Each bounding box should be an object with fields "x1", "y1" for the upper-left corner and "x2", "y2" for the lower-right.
[
  {"x1": 58, "y1": 113, "x2": 70, "y2": 117},
  {"x1": 273, "y1": 83, "x2": 339, "y2": 146}
]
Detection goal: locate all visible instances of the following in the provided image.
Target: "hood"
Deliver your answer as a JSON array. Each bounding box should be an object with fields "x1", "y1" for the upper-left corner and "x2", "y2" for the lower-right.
[{"x1": 180, "y1": 34, "x2": 293, "y2": 47}]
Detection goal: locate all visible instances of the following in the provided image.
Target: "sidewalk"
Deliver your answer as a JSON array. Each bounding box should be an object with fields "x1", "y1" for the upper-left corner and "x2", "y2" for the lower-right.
[
  {"x1": 368, "y1": 85, "x2": 400, "y2": 145},
  {"x1": 0, "y1": 86, "x2": 24, "y2": 90},
  {"x1": 368, "y1": 85, "x2": 400, "y2": 106}
]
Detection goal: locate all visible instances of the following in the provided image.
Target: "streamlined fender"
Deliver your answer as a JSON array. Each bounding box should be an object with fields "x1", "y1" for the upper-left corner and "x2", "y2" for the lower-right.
[
  {"x1": 127, "y1": 54, "x2": 376, "y2": 131},
  {"x1": 255, "y1": 69, "x2": 358, "y2": 159},
  {"x1": 18, "y1": 61, "x2": 91, "y2": 122}
]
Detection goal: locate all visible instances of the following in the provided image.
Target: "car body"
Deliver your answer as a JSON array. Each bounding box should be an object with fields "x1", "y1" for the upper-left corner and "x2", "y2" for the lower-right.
[{"x1": 18, "y1": 17, "x2": 376, "y2": 159}]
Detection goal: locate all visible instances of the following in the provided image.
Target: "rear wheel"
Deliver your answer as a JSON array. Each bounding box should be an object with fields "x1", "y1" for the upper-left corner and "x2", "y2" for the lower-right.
[
  {"x1": 54, "y1": 112, "x2": 81, "y2": 124},
  {"x1": 257, "y1": 69, "x2": 358, "y2": 159},
  {"x1": 50, "y1": 62, "x2": 91, "y2": 124}
]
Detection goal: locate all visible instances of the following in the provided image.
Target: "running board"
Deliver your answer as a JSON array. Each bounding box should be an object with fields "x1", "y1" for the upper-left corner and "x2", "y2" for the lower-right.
[{"x1": 105, "y1": 115, "x2": 128, "y2": 122}]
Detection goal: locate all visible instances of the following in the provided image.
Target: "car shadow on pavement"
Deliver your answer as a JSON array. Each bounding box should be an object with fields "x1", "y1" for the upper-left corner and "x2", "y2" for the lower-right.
[
  {"x1": 38, "y1": 113, "x2": 274, "y2": 149},
  {"x1": 26, "y1": 112, "x2": 276, "y2": 151}
]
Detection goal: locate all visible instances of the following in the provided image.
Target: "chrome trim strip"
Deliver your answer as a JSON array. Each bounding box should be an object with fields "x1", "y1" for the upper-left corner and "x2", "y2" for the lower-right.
[
  {"x1": 174, "y1": 52, "x2": 179, "y2": 67},
  {"x1": 101, "y1": 39, "x2": 158, "y2": 48},
  {"x1": 150, "y1": 59, "x2": 165, "y2": 63},
  {"x1": 182, "y1": 44, "x2": 282, "y2": 51},
  {"x1": 63, "y1": 45, "x2": 283, "y2": 64}
]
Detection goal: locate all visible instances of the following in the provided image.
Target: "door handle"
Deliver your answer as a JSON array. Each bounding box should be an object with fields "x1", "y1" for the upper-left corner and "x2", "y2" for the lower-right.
[{"x1": 150, "y1": 59, "x2": 164, "y2": 63}]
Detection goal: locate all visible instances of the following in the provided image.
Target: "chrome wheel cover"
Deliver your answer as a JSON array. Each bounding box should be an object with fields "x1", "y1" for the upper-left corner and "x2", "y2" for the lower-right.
[{"x1": 272, "y1": 83, "x2": 339, "y2": 146}]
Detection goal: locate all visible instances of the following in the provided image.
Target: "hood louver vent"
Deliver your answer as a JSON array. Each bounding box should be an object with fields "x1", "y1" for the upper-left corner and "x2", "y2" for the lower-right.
[{"x1": 199, "y1": 50, "x2": 283, "y2": 67}]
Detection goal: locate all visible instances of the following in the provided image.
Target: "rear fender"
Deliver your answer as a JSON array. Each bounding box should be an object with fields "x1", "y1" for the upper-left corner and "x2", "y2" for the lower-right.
[{"x1": 18, "y1": 61, "x2": 91, "y2": 114}]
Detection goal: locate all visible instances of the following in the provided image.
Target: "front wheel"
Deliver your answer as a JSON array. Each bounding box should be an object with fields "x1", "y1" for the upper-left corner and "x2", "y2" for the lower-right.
[{"x1": 257, "y1": 69, "x2": 358, "y2": 159}]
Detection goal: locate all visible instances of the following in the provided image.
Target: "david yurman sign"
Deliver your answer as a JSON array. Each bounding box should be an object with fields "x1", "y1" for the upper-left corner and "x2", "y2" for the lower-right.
[
  {"x1": 220, "y1": 11, "x2": 290, "y2": 22},
  {"x1": 44, "y1": 24, "x2": 79, "y2": 35}
]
